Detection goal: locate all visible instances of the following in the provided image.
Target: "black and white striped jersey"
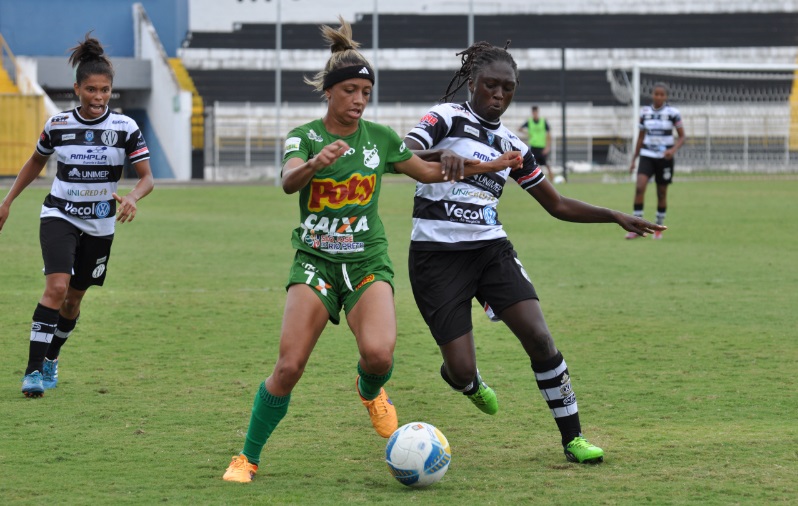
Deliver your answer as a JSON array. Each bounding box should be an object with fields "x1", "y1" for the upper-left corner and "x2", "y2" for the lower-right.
[
  {"x1": 405, "y1": 102, "x2": 544, "y2": 250},
  {"x1": 36, "y1": 107, "x2": 150, "y2": 236},
  {"x1": 638, "y1": 104, "x2": 683, "y2": 159}
]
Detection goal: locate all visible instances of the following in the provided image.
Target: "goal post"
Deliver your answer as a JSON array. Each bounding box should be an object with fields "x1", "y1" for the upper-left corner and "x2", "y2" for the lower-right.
[{"x1": 622, "y1": 62, "x2": 798, "y2": 173}]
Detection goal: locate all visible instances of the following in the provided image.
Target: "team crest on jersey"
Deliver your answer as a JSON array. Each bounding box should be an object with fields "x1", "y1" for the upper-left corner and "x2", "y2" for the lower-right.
[
  {"x1": 85, "y1": 131, "x2": 94, "y2": 142},
  {"x1": 307, "y1": 129, "x2": 323, "y2": 142},
  {"x1": 362, "y1": 142, "x2": 380, "y2": 169},
  {"x1": 101, "y1": 130, "x2": 118, "y2": 147},
  {"x1": 500, "y1": 138, "x2": 512, "y2": 153},
  {"x1": 486, "y1": 132, "x2": 494, "y2": 146}
]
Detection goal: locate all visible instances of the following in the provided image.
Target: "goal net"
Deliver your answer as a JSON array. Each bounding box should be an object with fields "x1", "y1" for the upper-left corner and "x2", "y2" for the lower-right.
[{"x1": 608, "y1": 63, "x2": 798, "y2": 174}]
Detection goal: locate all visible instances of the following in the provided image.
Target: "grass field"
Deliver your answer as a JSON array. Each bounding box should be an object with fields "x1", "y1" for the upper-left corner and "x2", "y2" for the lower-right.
[{"x1": 1, "y1": 177, "x2": 796, "y2": 505}]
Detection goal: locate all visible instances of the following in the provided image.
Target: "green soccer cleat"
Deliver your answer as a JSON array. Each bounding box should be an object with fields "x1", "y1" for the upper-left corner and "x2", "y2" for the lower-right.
[
  {"x1": 564, "y1": 436, "x2": 604, "y2": 464},
  {"x1": 467, "y1": 380, "x2": 498, "y2": 415}
]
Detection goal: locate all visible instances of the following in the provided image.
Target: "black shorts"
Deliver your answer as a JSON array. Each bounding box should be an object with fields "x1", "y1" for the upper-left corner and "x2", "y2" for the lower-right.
[
  {"x1": 40, "y1": 218, "x2": 114, "y2": 290},
  {"x1": 530, "y1": 147, "x2": 547, "y2": 166},
  {"x1": 408, "y1": 239, "x2": 538, "y2": 345},
  {"x1": 638, "y1": 156, "x2": 674, "y2": 185}
]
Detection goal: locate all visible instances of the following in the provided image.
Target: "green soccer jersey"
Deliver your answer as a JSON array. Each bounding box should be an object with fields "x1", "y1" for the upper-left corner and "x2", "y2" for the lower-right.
[{"x1": 282, "y1": 118, "x2": 413, "y2": 263}]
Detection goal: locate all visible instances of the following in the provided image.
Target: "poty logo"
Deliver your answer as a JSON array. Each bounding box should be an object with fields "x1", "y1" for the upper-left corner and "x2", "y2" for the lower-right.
[
  {"x1": 308, "y1": 173, "x2": 376, "y2": 212},
  {"x1": 500, "y1": 138, "x2": 512, "y2": 153}
]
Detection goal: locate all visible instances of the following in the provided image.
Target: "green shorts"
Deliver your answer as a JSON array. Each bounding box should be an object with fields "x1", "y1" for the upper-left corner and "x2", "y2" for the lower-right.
[{"x1": 287, "y1": 250, "x2": 395, "y2": 324}]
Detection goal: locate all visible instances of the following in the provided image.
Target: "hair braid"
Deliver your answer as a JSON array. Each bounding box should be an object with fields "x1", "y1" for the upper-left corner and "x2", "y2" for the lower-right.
[{"x1": 440, "y1": 40, "x2": 519, "y2": 103}]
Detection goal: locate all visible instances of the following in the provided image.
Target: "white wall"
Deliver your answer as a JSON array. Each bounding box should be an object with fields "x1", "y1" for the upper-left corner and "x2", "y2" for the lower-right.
[{"x1": 135, "y1": 3, "x2": 193, "y2": 180}]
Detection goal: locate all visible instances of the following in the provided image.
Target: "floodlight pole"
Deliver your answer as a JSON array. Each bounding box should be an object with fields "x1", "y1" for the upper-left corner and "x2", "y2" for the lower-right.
[
  {"x1": 373, "y1": 0, "x2": 379, "y2": 121},
  {"x1": 468, "y1": 0, "x2": 474, "y2": 46},
  {"x1": 560, "y1": 48, "x2": 567, "y2": 180},
  {"x1": 274, "y1": 0, "x2": 282, "y2": 186},
  {"x1": 467, "y1": 0, "x2": 474, "y2": 100},
  {"x1": 631, "y1": 63, "x2": 640, "y2": 164}
]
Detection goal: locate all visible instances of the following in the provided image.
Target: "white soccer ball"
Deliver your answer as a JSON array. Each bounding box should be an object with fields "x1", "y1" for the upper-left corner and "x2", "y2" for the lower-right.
[
  {"x1": 385, "y1": 422, "x2": 451, "y2": 488},
  {"x1": 553, "y1": 174, "x2": 566, "y2": 184}
]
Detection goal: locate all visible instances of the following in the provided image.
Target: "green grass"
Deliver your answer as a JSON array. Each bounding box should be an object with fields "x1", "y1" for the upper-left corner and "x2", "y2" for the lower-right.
[{"x1": 1, "y1": 178, "x2": 796, "y2": 505}]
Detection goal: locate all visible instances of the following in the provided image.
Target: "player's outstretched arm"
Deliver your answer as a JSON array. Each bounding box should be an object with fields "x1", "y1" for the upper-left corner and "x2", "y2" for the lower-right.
[{"x1": 527, "y1": 180, "x2": 666, "y2": 237}]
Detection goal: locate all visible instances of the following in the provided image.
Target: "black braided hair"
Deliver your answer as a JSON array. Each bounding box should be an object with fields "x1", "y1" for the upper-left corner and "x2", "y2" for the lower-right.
[
  {"x1": 440, "y1": 40, "x2": 518, "y2": 103},
  {"x1": 68, "y1": 32, "x2": 114, "y2": 85}
]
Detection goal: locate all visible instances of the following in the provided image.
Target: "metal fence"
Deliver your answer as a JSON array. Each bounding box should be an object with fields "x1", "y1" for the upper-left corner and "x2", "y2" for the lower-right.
[{"x1": 204, "y1": 101, "x2": 798, "y2": 181}]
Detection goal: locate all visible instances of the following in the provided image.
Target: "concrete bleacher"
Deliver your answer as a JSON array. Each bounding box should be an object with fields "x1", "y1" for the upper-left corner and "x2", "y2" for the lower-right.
[
  {"x1": 183, "y1": 11, "x2": 798, "y2": 51},
  {"x1": 180, "y1": 1, "x2": 798, "y2": 176},
  {"x1": 182, "y1": 11, "x2": 798, "y2": 106}
]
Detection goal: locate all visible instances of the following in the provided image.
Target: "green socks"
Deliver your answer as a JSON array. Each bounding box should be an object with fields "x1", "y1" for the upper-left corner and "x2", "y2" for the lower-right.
[
  {"x1": 357, "y1": 361, "x2": 393, "y2": 401},
  {"x1": 241, "y1": 382, "x2": 290, "y2": 465}
]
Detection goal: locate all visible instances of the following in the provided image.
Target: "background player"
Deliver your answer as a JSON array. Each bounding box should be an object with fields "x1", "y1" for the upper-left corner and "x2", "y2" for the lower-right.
[
  {"x1": 0, "y1": 34, "x2": 154, "y2": 397},
  {"x1": 627, "y1": 82, "x2": 686, "y2": 239},
  {"x1": 519, "y1": 105, "x2": 553, "y2": 180}
]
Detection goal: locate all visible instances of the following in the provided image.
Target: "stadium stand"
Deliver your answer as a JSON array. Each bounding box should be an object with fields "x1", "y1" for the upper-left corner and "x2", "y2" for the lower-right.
[
  {"x1": 178, "y1": 0, "x2": 798, "y2": 177},
  {"x1": 183, "y1": 12, "x2": 798, "y2": 105}
]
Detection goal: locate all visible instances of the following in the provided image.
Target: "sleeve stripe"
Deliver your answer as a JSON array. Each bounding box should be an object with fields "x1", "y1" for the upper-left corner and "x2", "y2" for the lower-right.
[
  {"x1": 516, "y1": 167, "x2": 542, "y2": 185},
  {"x1": 130, "y1": 147, "x2": 149, "y2": 158}
]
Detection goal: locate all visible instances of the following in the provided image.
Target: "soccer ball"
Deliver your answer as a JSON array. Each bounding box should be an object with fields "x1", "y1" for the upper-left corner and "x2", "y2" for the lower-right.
[
  {"x1": 553, "y1": 174, "x2": 566, "y2": 184},
  {"x1": 385, "y1": 422, "x2": 451, "y2": 488}
]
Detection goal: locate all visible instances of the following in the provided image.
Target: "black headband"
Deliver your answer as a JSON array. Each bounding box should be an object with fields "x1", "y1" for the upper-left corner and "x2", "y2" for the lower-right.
[{"x1": 323, "y1": 64, "x2": 375, "y2": 90}]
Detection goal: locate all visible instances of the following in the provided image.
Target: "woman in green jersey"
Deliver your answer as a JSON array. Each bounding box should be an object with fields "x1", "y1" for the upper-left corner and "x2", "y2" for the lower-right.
[{"x1": 223, "y1": 17, "x2": 521, "y2": 483}]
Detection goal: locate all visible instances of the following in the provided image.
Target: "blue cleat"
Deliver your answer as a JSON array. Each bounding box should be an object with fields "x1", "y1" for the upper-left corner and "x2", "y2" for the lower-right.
[
  {"x1": 42, "y1": 358, "x2": 59, "y2": 390},
  {"x1": 22, "y1": 371, "x2": 45, "y2": 398}
]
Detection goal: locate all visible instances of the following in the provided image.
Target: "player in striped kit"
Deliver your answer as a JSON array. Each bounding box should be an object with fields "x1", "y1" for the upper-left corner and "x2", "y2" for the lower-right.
[
  {"x1": 221, "y1": 18, "x2": 521, "y2": 484},
  {"x1": 627, "y1": 82, "x2": 686, "y2": 239},
  {"x1": 404, "y1": 41, "x2": 664, "y2": 464},
  {"x1": 0, "y1": 34, "x2": 154, "y2": 397}
]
